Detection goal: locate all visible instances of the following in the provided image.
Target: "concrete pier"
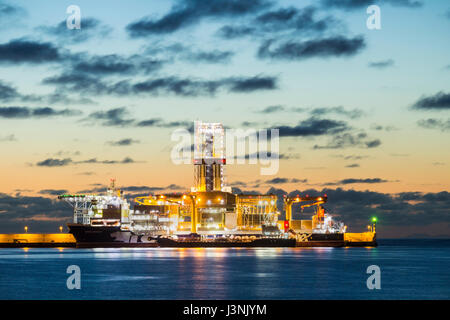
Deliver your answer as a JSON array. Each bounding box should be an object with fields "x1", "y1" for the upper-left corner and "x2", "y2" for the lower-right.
[{"x1": 0, "y1": 233, "x2": 76, "y2": 248}]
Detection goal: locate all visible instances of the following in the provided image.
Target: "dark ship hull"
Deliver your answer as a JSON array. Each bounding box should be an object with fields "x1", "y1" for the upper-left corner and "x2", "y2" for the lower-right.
[
  {"x1": 67, "y1": 223, "x2": 158, "y2": 248},
  {"x1": 68, "y1": 223, "x2": 376, "y2": 248}
]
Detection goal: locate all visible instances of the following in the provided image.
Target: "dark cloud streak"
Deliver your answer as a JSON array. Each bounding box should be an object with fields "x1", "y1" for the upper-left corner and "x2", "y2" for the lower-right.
[
  {"x1": 258, "y1": 36, "x2": 365, "y2": 61},
  {"x1": 412, "y1": 92, "x2": 450, "y2": 110},
  {"x1": 126, "y1": 0, "x2": 271, "y2": 36},
  {"x1": 0, "y1": 106, "x2": 81, "y2": 118}
]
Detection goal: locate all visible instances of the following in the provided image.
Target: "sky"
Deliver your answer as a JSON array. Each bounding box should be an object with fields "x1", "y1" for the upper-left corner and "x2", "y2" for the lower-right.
[{"x1": 0, "y1": 0, "x2": 449, "y2": 237}]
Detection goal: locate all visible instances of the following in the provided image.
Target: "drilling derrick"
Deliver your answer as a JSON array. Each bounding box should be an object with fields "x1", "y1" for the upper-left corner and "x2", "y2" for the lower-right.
[{"x1": 193, "y1": 121, "x2": 226, "y2": 192}]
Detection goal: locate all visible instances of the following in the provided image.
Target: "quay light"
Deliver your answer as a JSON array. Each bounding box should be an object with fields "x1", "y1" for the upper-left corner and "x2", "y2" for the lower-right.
[
  {"x1": 59, "y1": 226, "x2": 63, "y2": 233},
  {"x1": 24, "y1": 226, "x2": 28, "y2": 233}
]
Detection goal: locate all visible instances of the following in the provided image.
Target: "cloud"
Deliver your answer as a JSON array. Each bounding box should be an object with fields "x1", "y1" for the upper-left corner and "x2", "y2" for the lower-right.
[
  {"x1": 132, "y1": 77, "x2": 220, "y2": 96},
  {"x1": 85, "y1": 107, "x2": 134, "y2": 127},
  {"x1": 37, "y1": 17, "x2": 112, "y2": 43},
  {"x1": 0, "y1": 134, "x2": 16, "y2": 142},
  {"x1": 43, "y1": 72, "x2": 108, "y2": 95},
  {"x1": 370, "y1": 124, "x2": 398, "y2": 131},
  {"x1": 148, "y1": 43, "x2": 234, "y2": 64},
  {"x1": 136, "y1": 118, "x2": 163, "y2": 127},
  {"x1": 257, "y1": 105, "x2": 362, "y2": 119},
  {"x1": 133, "y1": 75, "x2": 278, "y2": 96},
  {"x1": 36, "y1": 158, "x2": 72, "y2": 167},
  {"x1": 122, "y1": 186, "x2": 165, "y2": 193},
  {"x1": 337, "y1": 178, "x2": 388, "y2": 184},
  {"x1": 322, "y1": 178, "x2": 389, "y2": 186},
  {"x1": 122, "y1": 184, "x2": 185, "y2": 193},
  {"x1": 77, "y1": 172, "x2": 95, "y2": 176},
  {"x1": 184, "y1": 50, "x2": 234, "y2": 64},
  {"x1": 0, "y1": 81, "x2": 19, "y2": 101},
  {"x1": 258, "y1": 36, "x2": 365, "y2": 61},
  {"x1": 368, "y1": 59, "x2": 395, "y2": 69},
  {"x1": 236, "y1": 151, "x2": 300, "y2": 160},
  {"x1": 274, "y1": 117, "x2": 349, "y2": 137},
  {"x1": 0, "y1": 39, "x2": 61, "y2": 64},
  {"x1": 0, "y1": 81, "x2": 95, "y2": 105},
  {"x1": 77, "y1": 157, "x2": 138, "y2": 164},
  {"x1": 81, "y1": 107, "x2": 194, "y2": 130},
  {"x1": 217, "y1": 25, "x2": 256, "y2": 39},
  {"x1": 417, "y1": 118, "x2": 450, "y2": 132},
  {"x1": 0, "y1": 1, "x2": 23, "y2": 16},
  {"x1": 126, "y1": 0, "x2": 271, "y2": 36},
  {"x1": 35, "y1": 157, "x2": 140, "y2": 167},
  {"x1": 320, "y1": 0, "x2": 423, "y2": 10},
  {"x1": 345, "y1": 163, "x2": 360, "y2": 168},
  {"x1": 313, "y1": 132, "x2": 381, "y2": 149},
  {"x1": 411, "y1": 92, "x2": 450, "y2": 110},
  {"x1": 0, "y1": 106, "x2": 81, "y2": 118},
  {"x1": 260, "y1": 105, "x2": 285, "y2": 113},
  {"x1": 69, "y1": 53, "x2": 164, "y2": 76},
  {"x1": 39, "y1": 189, "x2": 68, "y2": 196},
  {"x1": 365, "y1": 139, "x2": 382, "y2": 148},
  {"x1": 0, "y1": 2, "x2": 26, "y2": 25},
  {"x1": 43, "y1": 72, "x2": 278, "y2": 97},
  {"x1": 218, "y1": 6, "x2": 336, "y2": 39},
  {"x1": 107, "y1": 138, "x2": 140, "y2": 146},
  {"x1": 265, "y1": 177, "x2": 307, "y2": 184},
  {"x1": 0, "y1": 193, "x2": 72, "y2": 233},
  {"x1": 256, "y1": 6, "x2": 332, "y2": 32},
  {"x1": 228, "y1": 76, "x2": 277, "y2": 92},
  {"x1": 310, "y1": 106, "x2": 364, "y2": 119},
  {"x1": 333, "y1": 154, "x2": 369, "y2": 160}
]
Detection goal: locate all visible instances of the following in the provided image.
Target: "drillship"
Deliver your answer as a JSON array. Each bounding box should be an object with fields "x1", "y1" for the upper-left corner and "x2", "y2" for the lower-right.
[{"x1": 60, "y1": 122, "x2": 377, "y2": 248}]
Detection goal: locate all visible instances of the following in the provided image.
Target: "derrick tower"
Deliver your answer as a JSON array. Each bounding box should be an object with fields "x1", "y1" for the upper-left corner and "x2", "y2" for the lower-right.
[{"x1": 193, "y1": 121, "x2": 226, "y2": 192}]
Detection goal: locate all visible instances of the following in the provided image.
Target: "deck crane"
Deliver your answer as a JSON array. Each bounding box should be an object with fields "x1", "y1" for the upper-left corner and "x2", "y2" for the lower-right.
[{"x1": 283, "y1": 194, "x2": 327, "y2": 230}]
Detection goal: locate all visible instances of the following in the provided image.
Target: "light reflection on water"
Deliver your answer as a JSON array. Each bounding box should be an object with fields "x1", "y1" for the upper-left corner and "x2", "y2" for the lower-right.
[{"x1": 0, "y1": 240, "x2": 449, "y2": 300}]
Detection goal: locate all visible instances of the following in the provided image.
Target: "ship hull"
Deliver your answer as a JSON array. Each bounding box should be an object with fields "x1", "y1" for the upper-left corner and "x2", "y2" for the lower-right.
[
  {"x1": 67, "y1": 223, "x2": 158, "y2": 248},
  {"x1": 68, "y1": 224, "x2": 377, "y2": 248}
]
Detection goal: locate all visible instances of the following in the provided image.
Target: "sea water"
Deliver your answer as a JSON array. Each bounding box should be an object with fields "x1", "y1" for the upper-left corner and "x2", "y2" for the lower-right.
[{"x1": 0, "y1": 239, "x2": 448, "y2": 299}]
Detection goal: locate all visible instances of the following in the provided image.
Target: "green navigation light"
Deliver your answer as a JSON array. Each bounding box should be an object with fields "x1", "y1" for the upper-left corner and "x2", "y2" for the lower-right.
[{"x1": 372, "y1": 217, "x2": 377, "y2": 222}]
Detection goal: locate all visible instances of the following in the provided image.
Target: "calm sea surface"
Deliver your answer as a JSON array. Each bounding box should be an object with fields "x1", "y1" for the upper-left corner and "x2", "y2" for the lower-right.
[{"x1": 0, "y1": 239, "x2": 448, "y2": 300}]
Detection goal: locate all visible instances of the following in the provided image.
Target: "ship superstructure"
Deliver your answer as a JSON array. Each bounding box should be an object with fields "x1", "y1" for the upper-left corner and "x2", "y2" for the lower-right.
[{"x1": 60, "y1": 121, "x2": 376, "y2": 247}]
